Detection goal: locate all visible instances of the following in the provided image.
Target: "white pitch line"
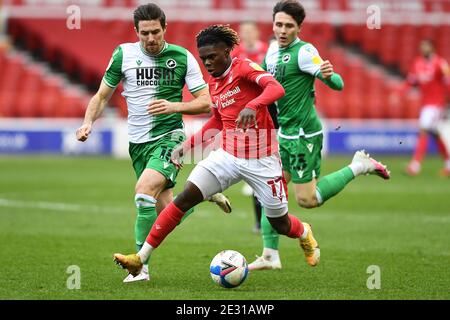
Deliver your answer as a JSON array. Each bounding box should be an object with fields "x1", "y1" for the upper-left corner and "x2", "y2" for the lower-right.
[
  {"x1": 1, "y1": 198, "x2": 448, "y2": 223},
  {"x1": 0, "y1": 198, "x2": 244, "y2": 218},
  {"x1": 0, "y1": 198, "x2": 127, "y2": 214}
]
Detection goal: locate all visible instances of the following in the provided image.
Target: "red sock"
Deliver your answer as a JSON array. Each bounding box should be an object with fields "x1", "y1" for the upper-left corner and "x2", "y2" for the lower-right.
[
  {"x1": 412, "y1": 132, "x2": 428, "y2": 162},
  {"x1": 146, "y1": 202, "x2": 185, "y2": 249},
  {"x1": 435, "y1": 135, "x2": 449, "y2": 160},
  {"x1": 287, "y1": 214, "x2": 304, "y2": 239}
]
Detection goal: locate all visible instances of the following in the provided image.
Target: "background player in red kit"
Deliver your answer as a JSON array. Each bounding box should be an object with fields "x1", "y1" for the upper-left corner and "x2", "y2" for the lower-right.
[
  {"x1": 232, "y1": 21, "x2": 268, "y2": 65},
  {"x1": 401, "y1": 39, "x2": 450, "y2": 177},
  {"x1": 113, "y1": 25, "x2": 320, "y2": 278}
]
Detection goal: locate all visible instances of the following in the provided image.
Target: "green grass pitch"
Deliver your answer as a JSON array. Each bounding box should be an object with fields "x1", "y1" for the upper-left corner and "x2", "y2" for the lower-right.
[{"x1": 0, "y1": 155, "x2": 449, "y2": 300}]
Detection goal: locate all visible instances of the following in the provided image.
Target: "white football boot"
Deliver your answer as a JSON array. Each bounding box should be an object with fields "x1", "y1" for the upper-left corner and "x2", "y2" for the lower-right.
[
  {"x1": 122, "y1": 265, "x2": 149, "y2": 283},
  {"x1": 248, "y1": 255, "x2": 282, "y2": 271}
]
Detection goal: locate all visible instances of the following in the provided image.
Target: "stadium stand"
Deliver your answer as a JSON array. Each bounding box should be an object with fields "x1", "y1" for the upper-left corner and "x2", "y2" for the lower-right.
[
  {"x1": 0, "y1": 48, "x2": 90, "y2": 118},
  {"x1": 343, "y1": 23, "x2": 450, "y2": 75}
]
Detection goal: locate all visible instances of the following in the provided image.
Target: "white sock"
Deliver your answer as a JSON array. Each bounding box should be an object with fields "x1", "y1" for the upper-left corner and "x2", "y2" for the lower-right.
[
  {"x1": 262, "y1": 248, "x2": 279, "y2": 261},
  {"x1": 137, "y1": 242, "x2": 154, "y2": 263},
  {"x1": 142, "y1": 264, "x2": 148, "y2": 274},
  {"x1": 409, "y1": 160, "x2": 421, "y2": 171},
  {"x1": 348, "y1": 163, "x2": 364, "y2": 176},
  {"x1": 300, "y1": 225, "x2": 308, "y2": 240}
]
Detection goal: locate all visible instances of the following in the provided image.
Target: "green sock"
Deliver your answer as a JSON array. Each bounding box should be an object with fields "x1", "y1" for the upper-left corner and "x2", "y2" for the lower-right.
[
  {"x1": 261, "y1": 208, "x2": 279, "y2": 250},
  {"x1": 135, "y1": 194, "x2": 195, "y2": 262},
  {"x1": 135, "y1": 205, "x2": 157, "y2": 264},
  {"x1": 316, "y1": 166, "x2": 355, "y2": 204}
]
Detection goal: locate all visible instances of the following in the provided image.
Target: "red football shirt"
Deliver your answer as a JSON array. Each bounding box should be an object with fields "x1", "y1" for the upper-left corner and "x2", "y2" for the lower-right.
[
  {"x1": 408, "y1": 54, "x2": 450, "y2": 107},
  {"x1": 196, "y1": 58, "x2": 284, "y2": 159}
]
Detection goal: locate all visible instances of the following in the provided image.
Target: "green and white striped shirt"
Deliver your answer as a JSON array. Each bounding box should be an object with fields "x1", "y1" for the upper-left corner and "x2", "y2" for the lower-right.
[{"x1": 103, "y1": 41, "x2": 207, "y2": 143}]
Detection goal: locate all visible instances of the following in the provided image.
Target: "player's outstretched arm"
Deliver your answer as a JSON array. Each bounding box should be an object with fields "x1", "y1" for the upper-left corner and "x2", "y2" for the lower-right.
[
  {"x1": 147, "y1": 87, "x2": 211, "y2": 116},
  {"x1": 76, "y1": 81, "x2": 115, "y2": 142},
  {"x1": 316, "y1": 60, "x2": 344, "y2": 91}
]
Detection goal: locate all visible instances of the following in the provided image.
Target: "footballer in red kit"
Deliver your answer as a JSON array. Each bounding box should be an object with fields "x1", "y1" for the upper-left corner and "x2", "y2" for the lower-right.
[
  {"x1": 196, "y1": 57, "x2": 279, "y2": 159},
  {"x1": 231, "y1": 20, "x2": 278, "y2": 234},
  {"x1": 409, "y1": 51, "x2": 448, "y2": 108},
  {"x1": 113, "y1": 25, "x2": 321, "y2": 279}
]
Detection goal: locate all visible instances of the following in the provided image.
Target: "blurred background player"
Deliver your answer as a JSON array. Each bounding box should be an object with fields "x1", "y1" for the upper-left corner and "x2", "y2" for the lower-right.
[
  {"x1": 248, "y1": 0, "x2": 391, "y2": 271},
  {"x1": 113, "y1": 24, "x2": 320, "y2": 279},
  {"x1": 232, "y1": 21, "x2": 278, "y2": 234},
  {"x1": 232, "y1": 21, "x2": 268, "y2": 65},
  {"x1": 399, "y1": 39, "x2": 450, "y2": 177},
  {"x1": 76, "y1": 3, "x2": 230, "y2": 283}
]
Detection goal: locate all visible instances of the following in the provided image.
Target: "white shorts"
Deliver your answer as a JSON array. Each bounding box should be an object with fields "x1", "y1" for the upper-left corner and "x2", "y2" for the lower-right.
[
  {"x1": 187, "y1": 148, "x2": 288, "y2": 217},
  {"x1": 419, "y1": 105, "x2": 444, "y2": 132}
]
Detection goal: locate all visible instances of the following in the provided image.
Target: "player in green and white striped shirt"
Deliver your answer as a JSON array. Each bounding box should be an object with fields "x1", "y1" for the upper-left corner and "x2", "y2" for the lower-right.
[
  {"x1": 76, "y1": 3, "x2": 231, "y2": 283},
  {"x1": 249, "y1": 0, "x2": 391, "y2": 271}
]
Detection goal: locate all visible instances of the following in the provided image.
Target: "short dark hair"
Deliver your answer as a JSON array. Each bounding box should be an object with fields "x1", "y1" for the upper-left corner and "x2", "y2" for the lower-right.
[
  {"x1": 273, "y1": 0, "x2": 306, "y2": 26},
  {"x1": 196, "y1": 24, "x2": 240, "y2": 50},
  {"x1": 133, "y1": 3, "x2": 166, "y2": 30}
]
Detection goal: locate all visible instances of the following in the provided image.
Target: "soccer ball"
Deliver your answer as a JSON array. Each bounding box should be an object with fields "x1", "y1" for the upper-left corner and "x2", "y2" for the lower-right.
[{"x1": 209, "y1": 250, "x2": 249, "y2": 288}]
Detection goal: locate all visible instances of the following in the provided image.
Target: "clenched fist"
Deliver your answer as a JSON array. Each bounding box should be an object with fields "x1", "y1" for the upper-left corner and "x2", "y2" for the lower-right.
[{"x1": 76, "y1": 123, "x2": 92, "y2": 142}]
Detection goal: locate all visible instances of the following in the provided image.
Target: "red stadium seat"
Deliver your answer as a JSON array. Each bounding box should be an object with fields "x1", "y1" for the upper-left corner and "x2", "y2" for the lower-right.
[
  {"x1": 365, "y1": 68, "x2": 387, "y2": 118},
  {"x1": 385, "y1": 80, "x2": 405, "y2": 119},
  {"x1": 378, "y1": 24, "x2": 397, "y2": 66},
  {"x1": 37, "y1": 77, "x2": 63, "y2": 117},
  {"x1": 315, "y1": 22, "x2": 336, "y2": 43},
  {"x1": 327, "y1": 47, "x2": 346, "y2": 67},
  {"x1": 0, "y1": 51, "x2": 5, "y2": 73},
  {"x1": 436, "y1": 25, "x2": 450, "y2": 58},
  {"x1": 5, "y1": 16, "x2": 446, "y2": 120},
  {"x1": 361, "y1": 27, "x2": 382, "y2": 55},
  {"x1": 0, "y1": 92, "x2": 17, "y2": 117},
  {"x1": 15, "y1": 67, "x2": 42, "y2": 117},
  {"x1": 257, "y1": 23, "x2": 274, "y2": 43},
  {"x1": 419, "y1": 24, "x2": 436, "y2": 40},
  {"x1": 345, "y1": 92, "x2": 364, "y2": 118},
  {"x1": 321, "y1": 89, "x2": 346, "y2": 119},
  {"x1": 341, "y1": 24, "x2": 363, "y2": 45},
  {"x1": 344, "y1": 59, "x2": 365, "y2": 96}
]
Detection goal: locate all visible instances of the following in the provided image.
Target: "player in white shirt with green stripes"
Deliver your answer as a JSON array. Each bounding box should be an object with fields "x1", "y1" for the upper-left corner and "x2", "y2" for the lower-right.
[{"x1": 76, "y1": 3, "x2": 230, "y2": 283}]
